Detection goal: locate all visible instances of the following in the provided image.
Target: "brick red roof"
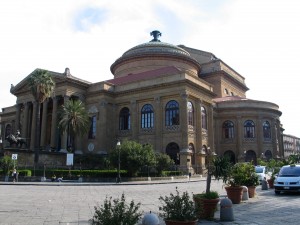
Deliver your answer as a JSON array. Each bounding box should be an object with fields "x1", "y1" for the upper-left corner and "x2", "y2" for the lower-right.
[{"x1": 106, "y1": 66, "x2": 181, "y2": 85}]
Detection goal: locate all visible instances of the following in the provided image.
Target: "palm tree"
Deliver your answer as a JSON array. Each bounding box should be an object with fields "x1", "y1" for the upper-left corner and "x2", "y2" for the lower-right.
[
  {"x1": 58, "y1": 99, "x2": 90, "y2": 152},
  {"x1": 27, "y1": 69, "x2": 55, "y2": 164}
]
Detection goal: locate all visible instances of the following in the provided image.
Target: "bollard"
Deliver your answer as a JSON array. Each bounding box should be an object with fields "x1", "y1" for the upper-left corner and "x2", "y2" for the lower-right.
[
  {"x1": 261, "y1": 178, "x2": 268, "y2": 190},
  {"x1": 142, "y1": 211, "x2": 160, "y2": 225},
  {"x1": 242, "y1": 186, "x2": 249, "y2": 201},
  {"x1": 220, "y1": 198, "x2": 234, "y2": 221}
]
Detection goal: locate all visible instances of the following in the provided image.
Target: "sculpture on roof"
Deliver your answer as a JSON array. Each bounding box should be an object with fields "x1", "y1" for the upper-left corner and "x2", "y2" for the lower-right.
[{"x1": 150, "y1": 30, "x2": 162, "y2": 42}]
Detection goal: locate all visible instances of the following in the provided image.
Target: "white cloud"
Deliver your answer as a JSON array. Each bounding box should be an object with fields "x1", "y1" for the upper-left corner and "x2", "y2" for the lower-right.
[{"x1": 0, "y1": 0, "x2": 299, "y2": 136}]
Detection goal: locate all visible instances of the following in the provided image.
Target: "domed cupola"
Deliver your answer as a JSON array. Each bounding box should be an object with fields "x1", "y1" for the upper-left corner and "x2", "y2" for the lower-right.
[{"x1": 110, "y1": 30, "x2": 201, "y2": 78}]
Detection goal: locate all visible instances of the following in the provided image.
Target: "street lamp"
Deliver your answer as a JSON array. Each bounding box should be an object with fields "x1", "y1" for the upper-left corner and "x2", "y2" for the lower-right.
[{"x1": 116, "y1": 140, "x2": 121, "y2": 183}]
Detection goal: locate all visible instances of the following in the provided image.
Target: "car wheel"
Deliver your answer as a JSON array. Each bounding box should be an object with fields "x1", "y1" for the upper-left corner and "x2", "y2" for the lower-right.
[{"x1": 275, "y1": 190, "x2": 280, "y2": 195}]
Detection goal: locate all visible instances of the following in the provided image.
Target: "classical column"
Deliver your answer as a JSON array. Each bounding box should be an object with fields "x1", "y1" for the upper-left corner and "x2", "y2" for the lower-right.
[
  {"x1": 236, "y1": 116, "x2": 244, "y2": 162},
  {"x1": 50, "y1": 97, "x2": 58, "y2": 150},
  {"x1": 15, "y1": 104, "x2": 21, "y2": 132},
  {"x1": 40, "y1": 99, "x2": 48, "y2": 149},
  {"x1": 196, "y1": 99, "x2": 202, "y2": 150},
  {"x1": 61, "y1": 95, "x2": 69, "y2": 151},
  {"x1": 180, "y1": 93, "x2": 188, "y2": 147},
  {"x1": 21, "y1": 102, "x2": 29, "y2": 147},
  {"x1": 30, "y1": 101, "x2": 37, "y2": 150},
  {"x1": 154, "y1": 96, "x2": 163, "y2": 152},
  {"x1": 257, "y1": 116, "x2": 263, "y2": 156},
  {"x1": 131, "y1": 100, "x2": 137, "y2": 139},
  {"x1": 208, "y1": 105, "x2": 214, "y2": 152}
]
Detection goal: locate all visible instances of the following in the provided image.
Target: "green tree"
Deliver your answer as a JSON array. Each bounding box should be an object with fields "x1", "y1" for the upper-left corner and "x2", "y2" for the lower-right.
[
  {"x1": 0, "y1": 156, "x2": 14, "y2": 176},
  {"x1": 58, "y1": 99, "x2": 90, "y2": 151},
  {"x1": 155, "y1": 152, "x2": 174, "y2": 176},
  {"x1": 27, "y1": 69, "x2": 55, "y2": 164},
  {"x1": 110, "y1": 140, "x2": 156, "y2": 177}
]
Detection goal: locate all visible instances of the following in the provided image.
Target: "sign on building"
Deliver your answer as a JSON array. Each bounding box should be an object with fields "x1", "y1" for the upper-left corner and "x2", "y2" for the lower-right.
[
  {"x1": 66, "y1": 153, "x2": 74, "y2": 166},
  {"x1": 12, "y1": 154, "x2": 18, "y2": 160}
]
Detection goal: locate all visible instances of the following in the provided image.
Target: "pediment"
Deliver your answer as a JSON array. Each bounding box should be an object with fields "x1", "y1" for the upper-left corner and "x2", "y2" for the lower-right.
[{"x1": 10, "y1": 68, "x2": 92, "y2": 96}]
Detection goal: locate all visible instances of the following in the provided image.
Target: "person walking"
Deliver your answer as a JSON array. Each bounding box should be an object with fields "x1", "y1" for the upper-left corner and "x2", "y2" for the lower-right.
[{"x1": 12, "y1": 168, "x2": 17, "y2": 183}]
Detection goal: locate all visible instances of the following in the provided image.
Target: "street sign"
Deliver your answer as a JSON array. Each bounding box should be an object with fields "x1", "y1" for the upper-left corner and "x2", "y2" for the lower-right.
[{"x1": 12, "y1": 154, "x2": 18, "y2": 160}]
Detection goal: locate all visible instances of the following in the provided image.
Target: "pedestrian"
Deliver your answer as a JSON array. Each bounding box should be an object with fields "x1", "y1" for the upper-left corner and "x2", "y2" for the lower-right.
[
  {"x1": 12, "y1": 168, "x2": 17, "y2": 183},
  {"x1": 188, "y1": 172, "x2": 192, "y2": 182}
]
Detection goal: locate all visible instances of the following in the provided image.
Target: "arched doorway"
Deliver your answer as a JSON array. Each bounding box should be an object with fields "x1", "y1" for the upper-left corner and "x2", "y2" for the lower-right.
[
  {"x1": 224, "y1": 150, "x2": 236, "y2": 164},
  {"x1": 166, "y1": 142, "x2": 180, "y2": 165},
  {"x1": 264, "y1": 150, "x2": 272, "y2": 161},
  {"x1": 245, "y1": 150, "x2": 257, "y2": 164}
]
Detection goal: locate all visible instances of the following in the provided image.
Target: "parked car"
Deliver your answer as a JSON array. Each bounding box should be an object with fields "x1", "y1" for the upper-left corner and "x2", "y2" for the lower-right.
[
  {"x1": 274, "y1": 164, "x2": 300, "y2": 195},
  {"x1": 255, "y1": 165, "x2": 268, "y2": 184}
]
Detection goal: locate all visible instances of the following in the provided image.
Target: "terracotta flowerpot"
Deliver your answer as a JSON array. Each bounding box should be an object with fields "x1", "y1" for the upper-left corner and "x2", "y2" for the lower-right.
[
  {"x1": 165, "y1": 220, "x2": 198, "y2": 225},
  {"x1": 225, "y1": 186, "x2": 243, "y2": 204},
  {"x1": 247, "y1": 186, "x2": 256, "y2": 198},
  {"x1": 267, "y1": 179, "x2": 274, "y2": 188},
  {"x1": 193, "y1": 197, "x2": 219, "y2": 219}
]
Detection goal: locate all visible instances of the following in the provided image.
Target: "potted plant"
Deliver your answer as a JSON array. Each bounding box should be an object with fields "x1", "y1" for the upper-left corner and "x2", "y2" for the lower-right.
[
  {"x1": 241, "y1": 162, "x2": 260, "y2": 198},
  {"x1": 193, "y1": 155, "x2": 232, "y2": 219},
  {"x1": 91, "y1": 193, "x2": 142, "y2": 225},
  {"x1": 266, "y1": 159, "x2": 282, "y2": 188},
  {"x1": 159, "y1": 187, "x2": 198, "y2": 225},
  {"x1": 224, "y1": 162, "x2": 246, "y2": 204}
]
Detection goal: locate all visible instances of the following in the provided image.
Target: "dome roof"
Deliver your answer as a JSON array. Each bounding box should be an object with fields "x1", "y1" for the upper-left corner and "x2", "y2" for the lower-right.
[
  {"x1": 110, "y1": 30, "x2": 200, "y2": 75},
  {"x1": 122, "y1": 41, "x2": 191, "y2": 58}
]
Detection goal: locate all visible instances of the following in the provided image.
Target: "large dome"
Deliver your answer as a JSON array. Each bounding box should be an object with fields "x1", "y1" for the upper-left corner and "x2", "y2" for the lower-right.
[{"x1": 110, "y1": 31, "x2": 201, "y2": 77}]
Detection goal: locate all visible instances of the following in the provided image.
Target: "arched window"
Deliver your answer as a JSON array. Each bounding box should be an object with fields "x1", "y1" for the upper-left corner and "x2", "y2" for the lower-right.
[
  {"x1": 187, "y1": 101, "x2": 194, "y2": 126},
  {"x1": 223, "y1": 120, "x2": 234, "y2": 139},
  {"x1": 5, "y1": 124, "x2": 12, "y2": 137},
  {"x1": 165, "y1": 100, "x2": 179, "y2": 126},
  {"x1": 189, "y1": 143, "x2": 195, "y2": 165},
  {"x1": 166, "y1": 142, "x2": 180, "y2": 165},
  {"x1": 244, "y1": 120, "x2": 255, "y2": 138},
  {"x1": 119, "y1": 107, "x2": 130, "y2": 130},
  {"x1": 141, "y1": 104, "x2": 154, "y2": 128},
  {"x1": 224, "y1": 150, "x2": 236, "y2": 164},
  {"x1": 201, "y1": 106, "x2": 207, "y2": 129},
  {"x1": 88, "y1": 115, "x2": 96, "y2": 139},
  {"x1": 263, "y1": 121, "x2": 271, "y2": 139}
]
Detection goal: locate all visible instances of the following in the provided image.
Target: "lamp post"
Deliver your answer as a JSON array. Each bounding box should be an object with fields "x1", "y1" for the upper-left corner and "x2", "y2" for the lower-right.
[{"x1": 116, "y1": 140, "x2": 121, "y2": 183}]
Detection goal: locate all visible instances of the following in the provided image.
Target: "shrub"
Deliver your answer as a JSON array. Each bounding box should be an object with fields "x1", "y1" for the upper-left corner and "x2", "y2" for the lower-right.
[
  {"x1": 91, "y1": 193, "x2": 142, "y2": 225},
  {"x1": 159, "y1": 187, "x2": 197, "y2": 221}
]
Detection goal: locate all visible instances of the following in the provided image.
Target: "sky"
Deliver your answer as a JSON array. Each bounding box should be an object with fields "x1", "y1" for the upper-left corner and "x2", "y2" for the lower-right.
[{"x1": 0, "y1": 0, "x2": 299, "y2": 137}]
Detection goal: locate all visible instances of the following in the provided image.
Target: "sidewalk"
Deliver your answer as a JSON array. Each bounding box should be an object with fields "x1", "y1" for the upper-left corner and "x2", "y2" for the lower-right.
[{"x1": 0, "y1": 175, "x2": 205, "y2": 186}]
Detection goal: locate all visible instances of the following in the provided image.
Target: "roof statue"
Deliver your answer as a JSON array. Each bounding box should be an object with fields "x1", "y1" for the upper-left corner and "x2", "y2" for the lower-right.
[{"x1": 150, "y1": 30, "x2": 161, "y2": 42}]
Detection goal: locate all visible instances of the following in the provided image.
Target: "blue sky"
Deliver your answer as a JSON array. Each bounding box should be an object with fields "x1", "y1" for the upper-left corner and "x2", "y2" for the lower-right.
[{"x1": 0, "y1": 0, "x2": 299, "y2": 137}]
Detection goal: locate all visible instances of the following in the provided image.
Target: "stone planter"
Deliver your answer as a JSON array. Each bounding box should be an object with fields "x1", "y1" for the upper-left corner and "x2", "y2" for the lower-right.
[
  {"x1": 193, "y1": 196, "x2": 219, "y2": 219},
  {"x1": 247, "y1": 186, "x2": 256, "y2": 198},
  {"x1": 225, "y1": 186, "x2": 243, "y2": 204},
  {"x1": 267, "y1": 179, "x2": 274, "y2": 188}
]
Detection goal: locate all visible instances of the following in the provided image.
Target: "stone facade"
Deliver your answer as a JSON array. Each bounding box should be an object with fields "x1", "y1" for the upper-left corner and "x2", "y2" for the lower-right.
[{"x1": 0, "y1": 31, "x2": 284, "y2": 173}]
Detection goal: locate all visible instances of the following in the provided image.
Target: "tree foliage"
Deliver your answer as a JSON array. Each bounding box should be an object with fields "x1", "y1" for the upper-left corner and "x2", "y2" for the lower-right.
[
  {"x1": 27, "y1": 69, "x2": 55, "y2": 103},
  {"x1": 155, "y1": 152, "x2": 174, "y2": 176},
  {"x1": 58, "y1": 99, "x2": 90, "y2": 145},
  {"x1": 0, "y1": 156, "x2": 14, "y2": 175},
  {"x1": 110, "y1": 140, "x2": 156, "y2": 176}
]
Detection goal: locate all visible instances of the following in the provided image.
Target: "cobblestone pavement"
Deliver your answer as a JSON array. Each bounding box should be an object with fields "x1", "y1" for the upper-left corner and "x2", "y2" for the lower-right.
[{"x1": 0, "y1": 178, "x2": 299, "y2": 225}]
